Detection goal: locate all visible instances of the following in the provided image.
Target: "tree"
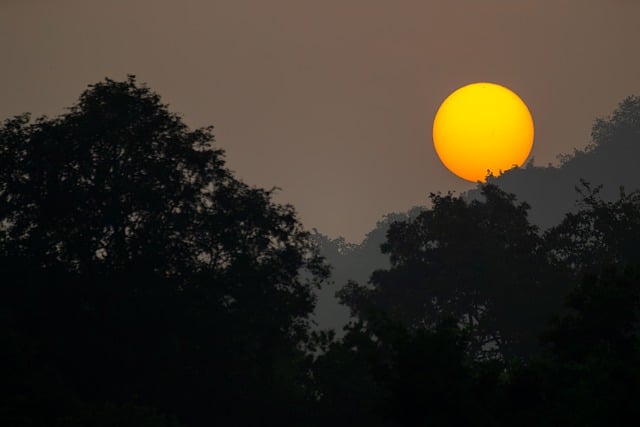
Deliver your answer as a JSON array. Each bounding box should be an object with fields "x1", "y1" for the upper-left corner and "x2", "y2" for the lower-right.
[
  {"x1": 309, "y1": 311, "x2": 505, "y2": 426},
  {"x1": 0, "y1": 76, "x2": 328, "y2": 425},
  {"x1": 310, "y1": 207, "x2": 423, "y2": 335},
  {"x1": 590, "y1": 95, "x2": 640, "y2": 151},
  {"x1": 542, "y1": 266, "x2": 640, "y2": 363},
  {"x1": 545, "y1": 180, "x2": 640, "y2": 279},
  {"x1": 510, "y1": 266, "x2": 640, "y2": 426},
  {"x1": 339, "y1": 184, "x2": 565, "y2": 360},
  {"x1": 462, "y1": 95, "x2": 640, "y2": 234}
]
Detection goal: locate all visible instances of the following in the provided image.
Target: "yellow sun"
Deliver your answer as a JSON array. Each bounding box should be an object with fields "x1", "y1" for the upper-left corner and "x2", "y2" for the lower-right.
[{"x1": 433, "y1": 82, "x2": 534, "y2": 182}]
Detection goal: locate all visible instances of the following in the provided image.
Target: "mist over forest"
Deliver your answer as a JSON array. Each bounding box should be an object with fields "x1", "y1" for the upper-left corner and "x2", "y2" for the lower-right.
[{"x1": 3, "y1": 78, "x2": 640, "y2": 426}]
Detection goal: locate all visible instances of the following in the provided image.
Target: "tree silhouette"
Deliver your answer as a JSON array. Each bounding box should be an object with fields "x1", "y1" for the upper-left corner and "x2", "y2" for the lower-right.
[
  {"x1": 310, "y1": 311, "x2": 505, "y2": 426},
  {"x1": 310, "y1": 207, "x2": 423, "y2": 335},
  {"x1": 0, "y1": 76, "x2": 328, "y2": 425},
  {"x1": 464, "y1": 95, "x2": 640, "y2": 233},
  {"x1": 4, "y1": 76, "x2": 640, "y2": 426},
  {"x1": 545, "y1": 180, "x2": 640, "y2": 279},
  {"x1": 339, "y1": 184, "x2": 566, "y2": 360},
  {"x1": 502, "y1": 266, "x2": 640, "y2": 426},
  {"x1": 590, "y1": 95, "x2": 640, "y2": 151}
]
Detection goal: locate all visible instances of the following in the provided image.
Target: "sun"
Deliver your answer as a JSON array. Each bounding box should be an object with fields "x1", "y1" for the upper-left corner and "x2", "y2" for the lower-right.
[{"x1": 432, "y1": 82, "x2": 534, "y2": 182}]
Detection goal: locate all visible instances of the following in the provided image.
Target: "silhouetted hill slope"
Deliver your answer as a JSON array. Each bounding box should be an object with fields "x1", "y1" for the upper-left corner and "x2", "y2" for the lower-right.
[
  {"x1": 466, "y1": 95, "x2": 640, "y2": 230},
  {"x1": 311, "y1": 208, "x2": 424, "y2": 334},
  {"x1": 313, "y1": 95, "x2": 640, "y2": 336}
]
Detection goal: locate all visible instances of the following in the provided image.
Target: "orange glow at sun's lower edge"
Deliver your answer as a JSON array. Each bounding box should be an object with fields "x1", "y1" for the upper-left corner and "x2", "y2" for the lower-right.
[{"x1": 433, "y1": 82, "x2": 534, "y2": 182}]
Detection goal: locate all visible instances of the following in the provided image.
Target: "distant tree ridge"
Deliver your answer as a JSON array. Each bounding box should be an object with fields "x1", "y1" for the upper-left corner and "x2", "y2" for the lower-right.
[
  {"x1": 310, "y1": 208, "x2": 423, "y2": 334},
  {"x1": 468, "y1": 95, "x2": 640, "y2": 230},
  {"x1": 313, "y1": 95, "x2": 640, "y2": 339},
  {"x1": 3, "y1": 77, "x2": 640, "y2": 426}
]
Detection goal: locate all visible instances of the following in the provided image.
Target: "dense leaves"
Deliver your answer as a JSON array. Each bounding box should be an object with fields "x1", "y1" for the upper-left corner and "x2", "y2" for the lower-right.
[
  {"x1": 2, "y1": 79, "x2": 640, "y2": 426},
  {"x1": 311, "y1": 314, "x2": 503, "y2": 426},
  {"x1": 0, "y1": 77, "x2": 327, "y2": 425},
  {"x1": 545, "y1": 180, "x2": 640, "y2": 278},
  {"x1": 339, "y1": 184, "x2": 566, "y2": 359}
]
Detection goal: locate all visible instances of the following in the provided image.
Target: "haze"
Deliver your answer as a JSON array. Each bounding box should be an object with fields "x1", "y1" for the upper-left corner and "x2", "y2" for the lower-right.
[{"x1": 2, "y1": 0, "x2": 639, "y2": 241}]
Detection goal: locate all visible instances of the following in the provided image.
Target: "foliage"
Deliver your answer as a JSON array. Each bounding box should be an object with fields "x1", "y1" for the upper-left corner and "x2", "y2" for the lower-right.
[
  {"x1": 339, "y1": 184, "x2": 565, "y2": 359},
  {"x1": 542, "y1": 266, "x2": 640, "y2": 364},
  {"x1": 310, "y1": 313, "x2": 505, "y2": 426},
  {"x1": 506, "y1": 267, "x2": 640, "y2": 426},
  {"x1": 317, "y1": 262, "x2": 640, "y2": 427},
  {"x1": 3, "y1": 77, "x2": 640, "y2": 426},
  {"x1": 464, "y1": 94, "x2": 640, "y2": 233},
  {"x1": 590, "y1": 95, "x2": 640, "y2": 151},
  {"x1": 0, "y1": 76, "x2": 328, "y2": 425},
  {"x1": 310, "y1": 207, "x2": 423, "y2": 335},
  {"x1": 545, "y1": 179, "x2": 640, "y2": 278}
]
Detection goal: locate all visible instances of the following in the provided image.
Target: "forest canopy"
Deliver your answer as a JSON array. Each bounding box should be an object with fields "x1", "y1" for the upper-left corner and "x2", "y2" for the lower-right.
[
  {"x1": 2, "y1": 78, "x2": 640, "y2": 426},
  {"x1": 0, "y1": 76, "x2": 328, "y2": 425}
]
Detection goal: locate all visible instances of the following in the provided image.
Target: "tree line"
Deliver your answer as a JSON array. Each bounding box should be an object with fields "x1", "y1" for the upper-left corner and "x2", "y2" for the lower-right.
[{"x1": 1, "y1": 77, "x2": 639, "y2": 426}]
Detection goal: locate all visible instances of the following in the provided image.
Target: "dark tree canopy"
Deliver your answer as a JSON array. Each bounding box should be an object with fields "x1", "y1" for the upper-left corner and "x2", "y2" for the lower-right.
[
  {"x1": 590, "y1": 95, "x2": 640, "y2": 151},
  {"x1": 3, "y1": 77, "x2": 640, "y2": 426},
  {"x1": 0, "y1": 76, "x2": 328, "y2": 425},
  {"x1": 339, "y1": 185, "x2": 566, "y2": 359},
  {"x1": 322, "y1": 184, "x2": 640, "y2": 426},
  {"x1": 545, "y1": 180, "x2": 640, "y2": 279},
  {"x1": 310, "y1": 313, "x2": 501, "y2": 427}
]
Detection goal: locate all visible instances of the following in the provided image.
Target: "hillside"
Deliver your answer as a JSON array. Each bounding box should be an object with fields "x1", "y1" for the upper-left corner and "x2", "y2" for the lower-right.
[{"x1": 312, "y1": 95, "x2": 640, "y2": 335}]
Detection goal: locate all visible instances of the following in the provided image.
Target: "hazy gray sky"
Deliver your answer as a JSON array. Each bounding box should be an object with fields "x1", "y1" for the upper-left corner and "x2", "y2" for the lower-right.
[{"x1": 2, "y1": 0, "x2": 639, "y2": 241}]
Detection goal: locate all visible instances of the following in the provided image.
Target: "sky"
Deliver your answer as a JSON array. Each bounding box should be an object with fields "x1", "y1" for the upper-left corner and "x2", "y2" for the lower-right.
[{"x1": 2, "y1": 0, "x2": 640, "y2": 242}]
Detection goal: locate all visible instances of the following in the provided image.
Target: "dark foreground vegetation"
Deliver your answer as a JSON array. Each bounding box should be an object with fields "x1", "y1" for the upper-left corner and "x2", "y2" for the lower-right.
[{"x1": 2, "y1": 77, "x2": 640, "y2": 426}]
